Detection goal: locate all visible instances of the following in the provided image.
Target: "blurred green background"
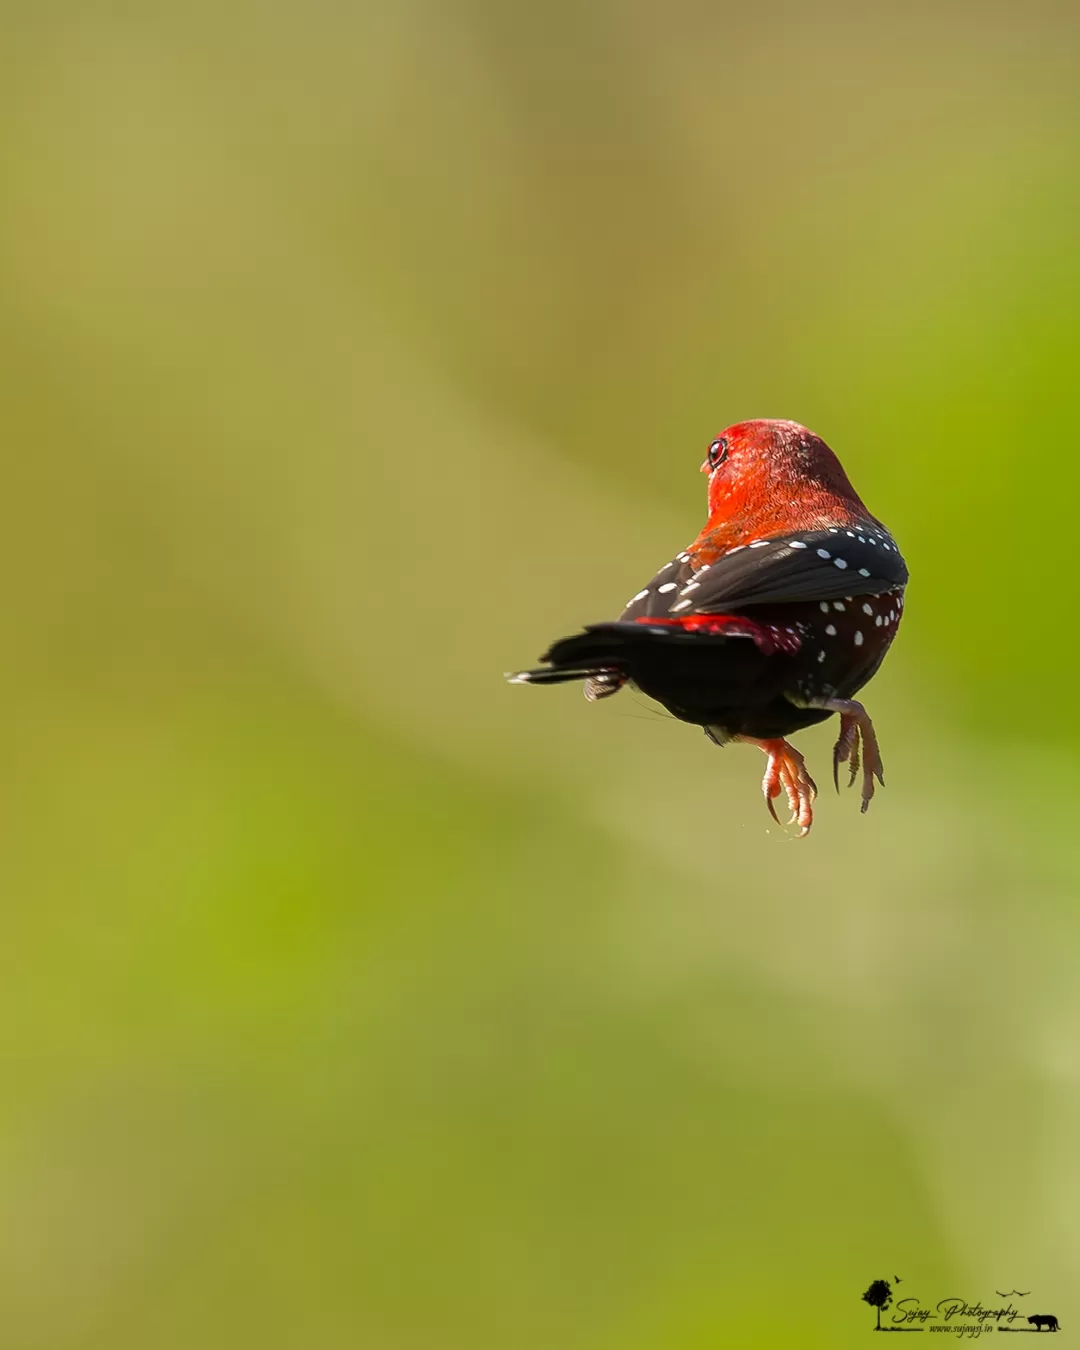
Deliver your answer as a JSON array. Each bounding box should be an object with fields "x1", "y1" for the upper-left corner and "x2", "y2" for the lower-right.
[{"x1": 2, "y1": 1, "x2": 1079, "y2": 1345}]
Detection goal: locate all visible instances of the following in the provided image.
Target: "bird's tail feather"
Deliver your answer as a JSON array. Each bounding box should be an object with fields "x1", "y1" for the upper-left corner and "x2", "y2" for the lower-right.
[
  {"x1": 505, "y1": 667, "x2": 595, "y2": 686},
  {"x1": 505, "y1": 623, "x2": 643, "y2": 689},
  {"x1": 506, "y1": 617, "x2": 773, "y2": 699}
]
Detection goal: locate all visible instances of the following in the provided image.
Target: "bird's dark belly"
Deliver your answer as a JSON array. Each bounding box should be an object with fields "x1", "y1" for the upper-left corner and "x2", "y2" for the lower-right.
[
  {"x1": 630, "y1": 656, "x2": 832, "y2": 740},
  {"x1": 629, "y1": 594, "x2": 901, "y2": 740}
]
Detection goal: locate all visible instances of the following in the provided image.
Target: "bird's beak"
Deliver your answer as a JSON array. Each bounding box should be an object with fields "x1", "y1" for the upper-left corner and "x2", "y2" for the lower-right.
[{"x1": 700, "y1": 458, "x2": 712, "y2": 474}]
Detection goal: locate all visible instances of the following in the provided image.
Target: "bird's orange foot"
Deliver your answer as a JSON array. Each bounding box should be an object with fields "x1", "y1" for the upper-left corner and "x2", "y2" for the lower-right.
[
  {"x1": 740, "y1": 736, "x2": 818, "y2": 836},
  {"x1": 817, "y1": 697, "x2": 884, "y2": 813}
]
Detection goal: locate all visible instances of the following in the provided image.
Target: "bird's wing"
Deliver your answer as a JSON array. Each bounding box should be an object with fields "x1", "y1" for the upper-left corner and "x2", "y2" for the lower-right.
[
  {"x1": 621, "y1": 527, "x2": 907, "y2": 620},
  {"x1": 616, "y1": 554, "x2": 697, "y2": 619}
]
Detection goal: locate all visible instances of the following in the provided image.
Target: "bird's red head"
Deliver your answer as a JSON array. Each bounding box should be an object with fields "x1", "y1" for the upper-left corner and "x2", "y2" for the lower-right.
[{"x1": 692, "y1": 419, "x2": 872, "y2": 559}]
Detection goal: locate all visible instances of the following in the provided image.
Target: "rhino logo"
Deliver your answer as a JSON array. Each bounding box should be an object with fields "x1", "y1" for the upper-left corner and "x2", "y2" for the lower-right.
[{"x1": 1028, "y1": 1314, "x2": 1060, "y2": 1331}]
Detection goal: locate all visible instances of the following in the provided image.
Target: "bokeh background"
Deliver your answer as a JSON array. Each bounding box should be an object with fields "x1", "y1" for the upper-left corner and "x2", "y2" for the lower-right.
[{"x1": 2, "y1": 1, "x2": 1079, "y2": 1345}]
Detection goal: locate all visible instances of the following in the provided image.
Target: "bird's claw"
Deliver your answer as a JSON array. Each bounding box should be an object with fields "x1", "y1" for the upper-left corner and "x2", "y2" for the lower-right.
[
  {"x1": 832, "y1": 710, "x2": 884, "y2": 813},
  {"x1": 832, "y1": 719, "x2": 861, "y2": 792},
  {"x1": 758, "y1": 739, "x2": 817, "y2": 836}
]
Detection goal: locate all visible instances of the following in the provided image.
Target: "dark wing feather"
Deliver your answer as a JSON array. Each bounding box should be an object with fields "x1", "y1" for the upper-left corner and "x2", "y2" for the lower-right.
[
  {"x1": 617, "y1": 554, "x2": 697, "y2": 619},
  {"x1": 622, "y1": 527, "x2": 907, "y2": 620}
]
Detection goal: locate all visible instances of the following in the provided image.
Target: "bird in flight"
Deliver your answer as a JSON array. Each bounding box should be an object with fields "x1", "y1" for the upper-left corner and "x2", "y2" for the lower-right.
[{"x1": 508, "y1": 419, "x2": 908, "y2": 834}]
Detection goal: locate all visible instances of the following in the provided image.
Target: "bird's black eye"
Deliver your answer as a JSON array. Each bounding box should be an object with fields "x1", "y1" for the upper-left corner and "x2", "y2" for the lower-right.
[{"x1": 707, "y1": 437, "x2": 728, "y2": 468}]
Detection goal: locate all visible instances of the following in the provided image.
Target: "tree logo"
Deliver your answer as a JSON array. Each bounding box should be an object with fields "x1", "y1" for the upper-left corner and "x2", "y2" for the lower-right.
[{"x1": 862, "y1": 1279, "x2": 894, "y2": 1332}]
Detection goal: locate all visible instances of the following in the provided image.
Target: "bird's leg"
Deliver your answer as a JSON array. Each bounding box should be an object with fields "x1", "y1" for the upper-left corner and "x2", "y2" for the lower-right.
[
  {"x1": 736, "y1": 736, "x2": 817, "y2": 836},
  {"x1": 790, "y1": 695, "x2": 884, "y2": 813}
]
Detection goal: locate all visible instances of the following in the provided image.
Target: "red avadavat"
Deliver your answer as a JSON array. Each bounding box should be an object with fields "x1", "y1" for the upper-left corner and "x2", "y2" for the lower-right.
[{"x1": 509, "y1": 420, "x2": 908, "y2": 835}]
